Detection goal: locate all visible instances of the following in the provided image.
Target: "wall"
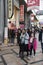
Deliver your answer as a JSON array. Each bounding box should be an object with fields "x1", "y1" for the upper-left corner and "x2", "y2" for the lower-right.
[
  {"x1": 14, "y1": 7, "x2": 20, "y2": 28},
  {"x1": 25, "y1": 13, "x2": 28, "y2": 28},
  {"x1": 16, "y1": 10, "x2": 20, "y2": 28},
  {"x1": 13, "y1": 0, "x2": 20, "y2": 28},
  {"x1": 4, "y1": 0, "x2": 8, "y2": 27}
]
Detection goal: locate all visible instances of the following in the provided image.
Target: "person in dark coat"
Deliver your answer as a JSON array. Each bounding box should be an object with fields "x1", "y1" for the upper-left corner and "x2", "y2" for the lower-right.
[
  {"x1": 17, "y1": 29, "x2": 21, "y2": 45},
  {"x1": 8, "y1": 28, "x2": 11, "y2": 43},
  {"x1": 11, "y1": 29, "x2": 15, "y2": 44},
  {"x1": 17, "y1": 29, "x2": 22, "y2": 57},
  {"x1": 27, "y1": 29, "x2": 31, "y2": 37},
  {"x1": 8, "y1": 21, "x2": 12, "y2": 43},
  {"x1": 39, "y1": 27, "x2": 43, "y2": 53},
  {"x1": 10, "y1": 23, "x2": 15, "y2": 44}
]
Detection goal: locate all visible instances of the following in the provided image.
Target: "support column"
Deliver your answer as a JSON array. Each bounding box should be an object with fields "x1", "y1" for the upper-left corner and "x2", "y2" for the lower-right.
[{"x1": 0, "y1": 0, "x2": 4, "y2": 43}]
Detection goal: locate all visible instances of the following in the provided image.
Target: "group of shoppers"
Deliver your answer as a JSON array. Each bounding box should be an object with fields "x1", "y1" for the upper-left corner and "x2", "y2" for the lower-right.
[
  {"x1": 8, "y1": 21, "x2": 43, "y2": 58},
  {"x1": 17, "y1": 28, "x2": 37, "y2": 58}
]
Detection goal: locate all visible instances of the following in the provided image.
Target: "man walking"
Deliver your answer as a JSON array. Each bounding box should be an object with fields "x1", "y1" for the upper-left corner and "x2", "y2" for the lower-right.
[{"x1": 39, "y1": 27, "x2": 43, "y2": 53}]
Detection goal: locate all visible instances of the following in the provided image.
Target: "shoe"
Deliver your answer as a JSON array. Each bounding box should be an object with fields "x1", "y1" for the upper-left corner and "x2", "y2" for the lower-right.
[
  {"x1": 30, "y1": 55, "x2": 33, "y2": 58},
  {"x1": 33, "y1": 55, "x2": 35, "y2": 58},
  {"x1": 0, "y1": 49, "x2": 1, "y2": 51},
  {"x1": 17, "y1": 54, "x2": 21, "y2": 58},
  {"x1": 28, "y1": 56, "x2": 30, "y2": 60}
]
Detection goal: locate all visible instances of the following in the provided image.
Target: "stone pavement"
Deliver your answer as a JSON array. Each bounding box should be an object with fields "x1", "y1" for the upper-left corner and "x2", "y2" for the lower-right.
[
  {"x1": 0, "y1": 44, "x2": 43, "y2": 65},
  {"x1": 0, "y1": 32, "x2": 42, "y2": 65},
  {"x1": 0, "y1": 32, "x2": 43, "y2": 65}
]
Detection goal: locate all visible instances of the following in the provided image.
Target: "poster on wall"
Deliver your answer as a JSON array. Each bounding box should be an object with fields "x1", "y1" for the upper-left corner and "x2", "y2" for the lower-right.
[{"x1": 20, "y1": 5, "x2": 24, "y2": 22}]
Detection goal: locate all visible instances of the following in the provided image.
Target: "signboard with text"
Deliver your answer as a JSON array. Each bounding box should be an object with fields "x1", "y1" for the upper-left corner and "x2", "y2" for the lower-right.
[
  {"x1": 27, "y1": 0, "x2": 39, "y2": 7},
  {"x1": 20, "y1": 5, "x2": 24, "y2": 22}
]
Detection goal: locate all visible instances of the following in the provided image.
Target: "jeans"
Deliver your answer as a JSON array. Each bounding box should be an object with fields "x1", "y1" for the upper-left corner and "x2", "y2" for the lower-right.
[
  {"x1": 11, "y1": 38, "x2": 14, "y2": 44},
  {"x1": 25, "y1": 44, "x2": 29, "y2": 56}
]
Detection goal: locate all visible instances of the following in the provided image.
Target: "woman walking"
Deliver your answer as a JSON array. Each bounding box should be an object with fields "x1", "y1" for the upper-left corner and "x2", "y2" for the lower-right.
[
  {"x1": 20, "y1": 29, "x2": 25, "y2": 58},
  {"x1": 28, "y1": 33, "x2": 37, "y2": 58},
  {"x1": 17, "y1": 29, "x2": 21, "y2": 57}
]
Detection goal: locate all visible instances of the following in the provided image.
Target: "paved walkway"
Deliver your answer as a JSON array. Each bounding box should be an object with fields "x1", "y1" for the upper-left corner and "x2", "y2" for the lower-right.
[
  {"x1": 0, "y1": 32, "x2": 43, "y2": 65},
  {"x1": 0, "y1": 44, "x2": 43, "y2": 65}
]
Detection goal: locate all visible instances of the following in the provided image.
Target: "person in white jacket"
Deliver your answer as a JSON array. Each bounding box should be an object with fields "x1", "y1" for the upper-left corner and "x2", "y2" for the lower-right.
[{"x1": 24, "y1": 29, "x2": 29, "y2": 56}]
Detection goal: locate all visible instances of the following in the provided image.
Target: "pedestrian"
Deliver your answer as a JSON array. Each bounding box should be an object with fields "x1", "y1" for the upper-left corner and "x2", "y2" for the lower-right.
[
  {"x1": 28, "y1": 33, "x2": 37, "y2": 58},
  {"x1": 17, "y1": 28, "x2": 21, "y2": 45},
  {"x1": 39, "y1": 27, "x2": 43, "y2": 53},
  {"x1": 17, "y1": 29, "x2": 21, "y2": 56},
  {"x1": 24, "y1": 29, "x2": 29, "y2": 56},
  {"x1": 8, "y1": 21, "x2": 12, "y2": 43},
  {"x1": 10, "y1": 23, "x2": 15, "y2": 44},
  {"x1": 20, "y1": 29, "x2": 25, "y2": 58},
  {"x1": 11, "y1": 29, "x2": 15, "y2": 44}
]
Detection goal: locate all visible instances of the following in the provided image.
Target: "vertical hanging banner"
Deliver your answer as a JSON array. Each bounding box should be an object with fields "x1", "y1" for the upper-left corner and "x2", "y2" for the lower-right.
[
  {"x1": 20, "y1": 5, "x2": 24, "y2": 22},
  {"x1": 27, "y1": 0, "x2": 40, "y2": 11},
  {"x1": 8, "y1": 0, "x2": 13, "y2": 19}
]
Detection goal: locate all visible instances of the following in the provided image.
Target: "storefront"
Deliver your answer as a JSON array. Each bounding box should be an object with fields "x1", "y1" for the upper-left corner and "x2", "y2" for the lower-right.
[
  {"x1": 14, "y1": 0, "x2": 20, "y2": 29},
  {"x1": 8, "y1": 0, "x2": 20, "y2": 29}
]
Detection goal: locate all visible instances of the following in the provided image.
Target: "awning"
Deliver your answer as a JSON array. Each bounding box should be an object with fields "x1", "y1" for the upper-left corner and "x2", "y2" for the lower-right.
[{"x1": 14, "y1": 0, "x2": 20, "y2": 9}]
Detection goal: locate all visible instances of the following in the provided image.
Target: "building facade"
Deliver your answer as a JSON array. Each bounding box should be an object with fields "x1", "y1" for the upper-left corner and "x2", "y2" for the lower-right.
[
  {"x1": 0, "y1": 0, "x2": 9, "y2": 43},
  {"x1": 8, "y1": 0, "x2": 20, "y2": 29}
]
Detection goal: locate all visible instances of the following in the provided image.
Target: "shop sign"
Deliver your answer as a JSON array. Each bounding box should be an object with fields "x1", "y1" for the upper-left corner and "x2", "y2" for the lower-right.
[
  {"x1": 8, "y1": 0, "x2": 13, "y2": 18},
  {"x1": 20, "y1": 5, "x2": 24, "y2": 22},
  {"x1": 27, "y1": 0, "x2": 40, "y2": 7}
]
